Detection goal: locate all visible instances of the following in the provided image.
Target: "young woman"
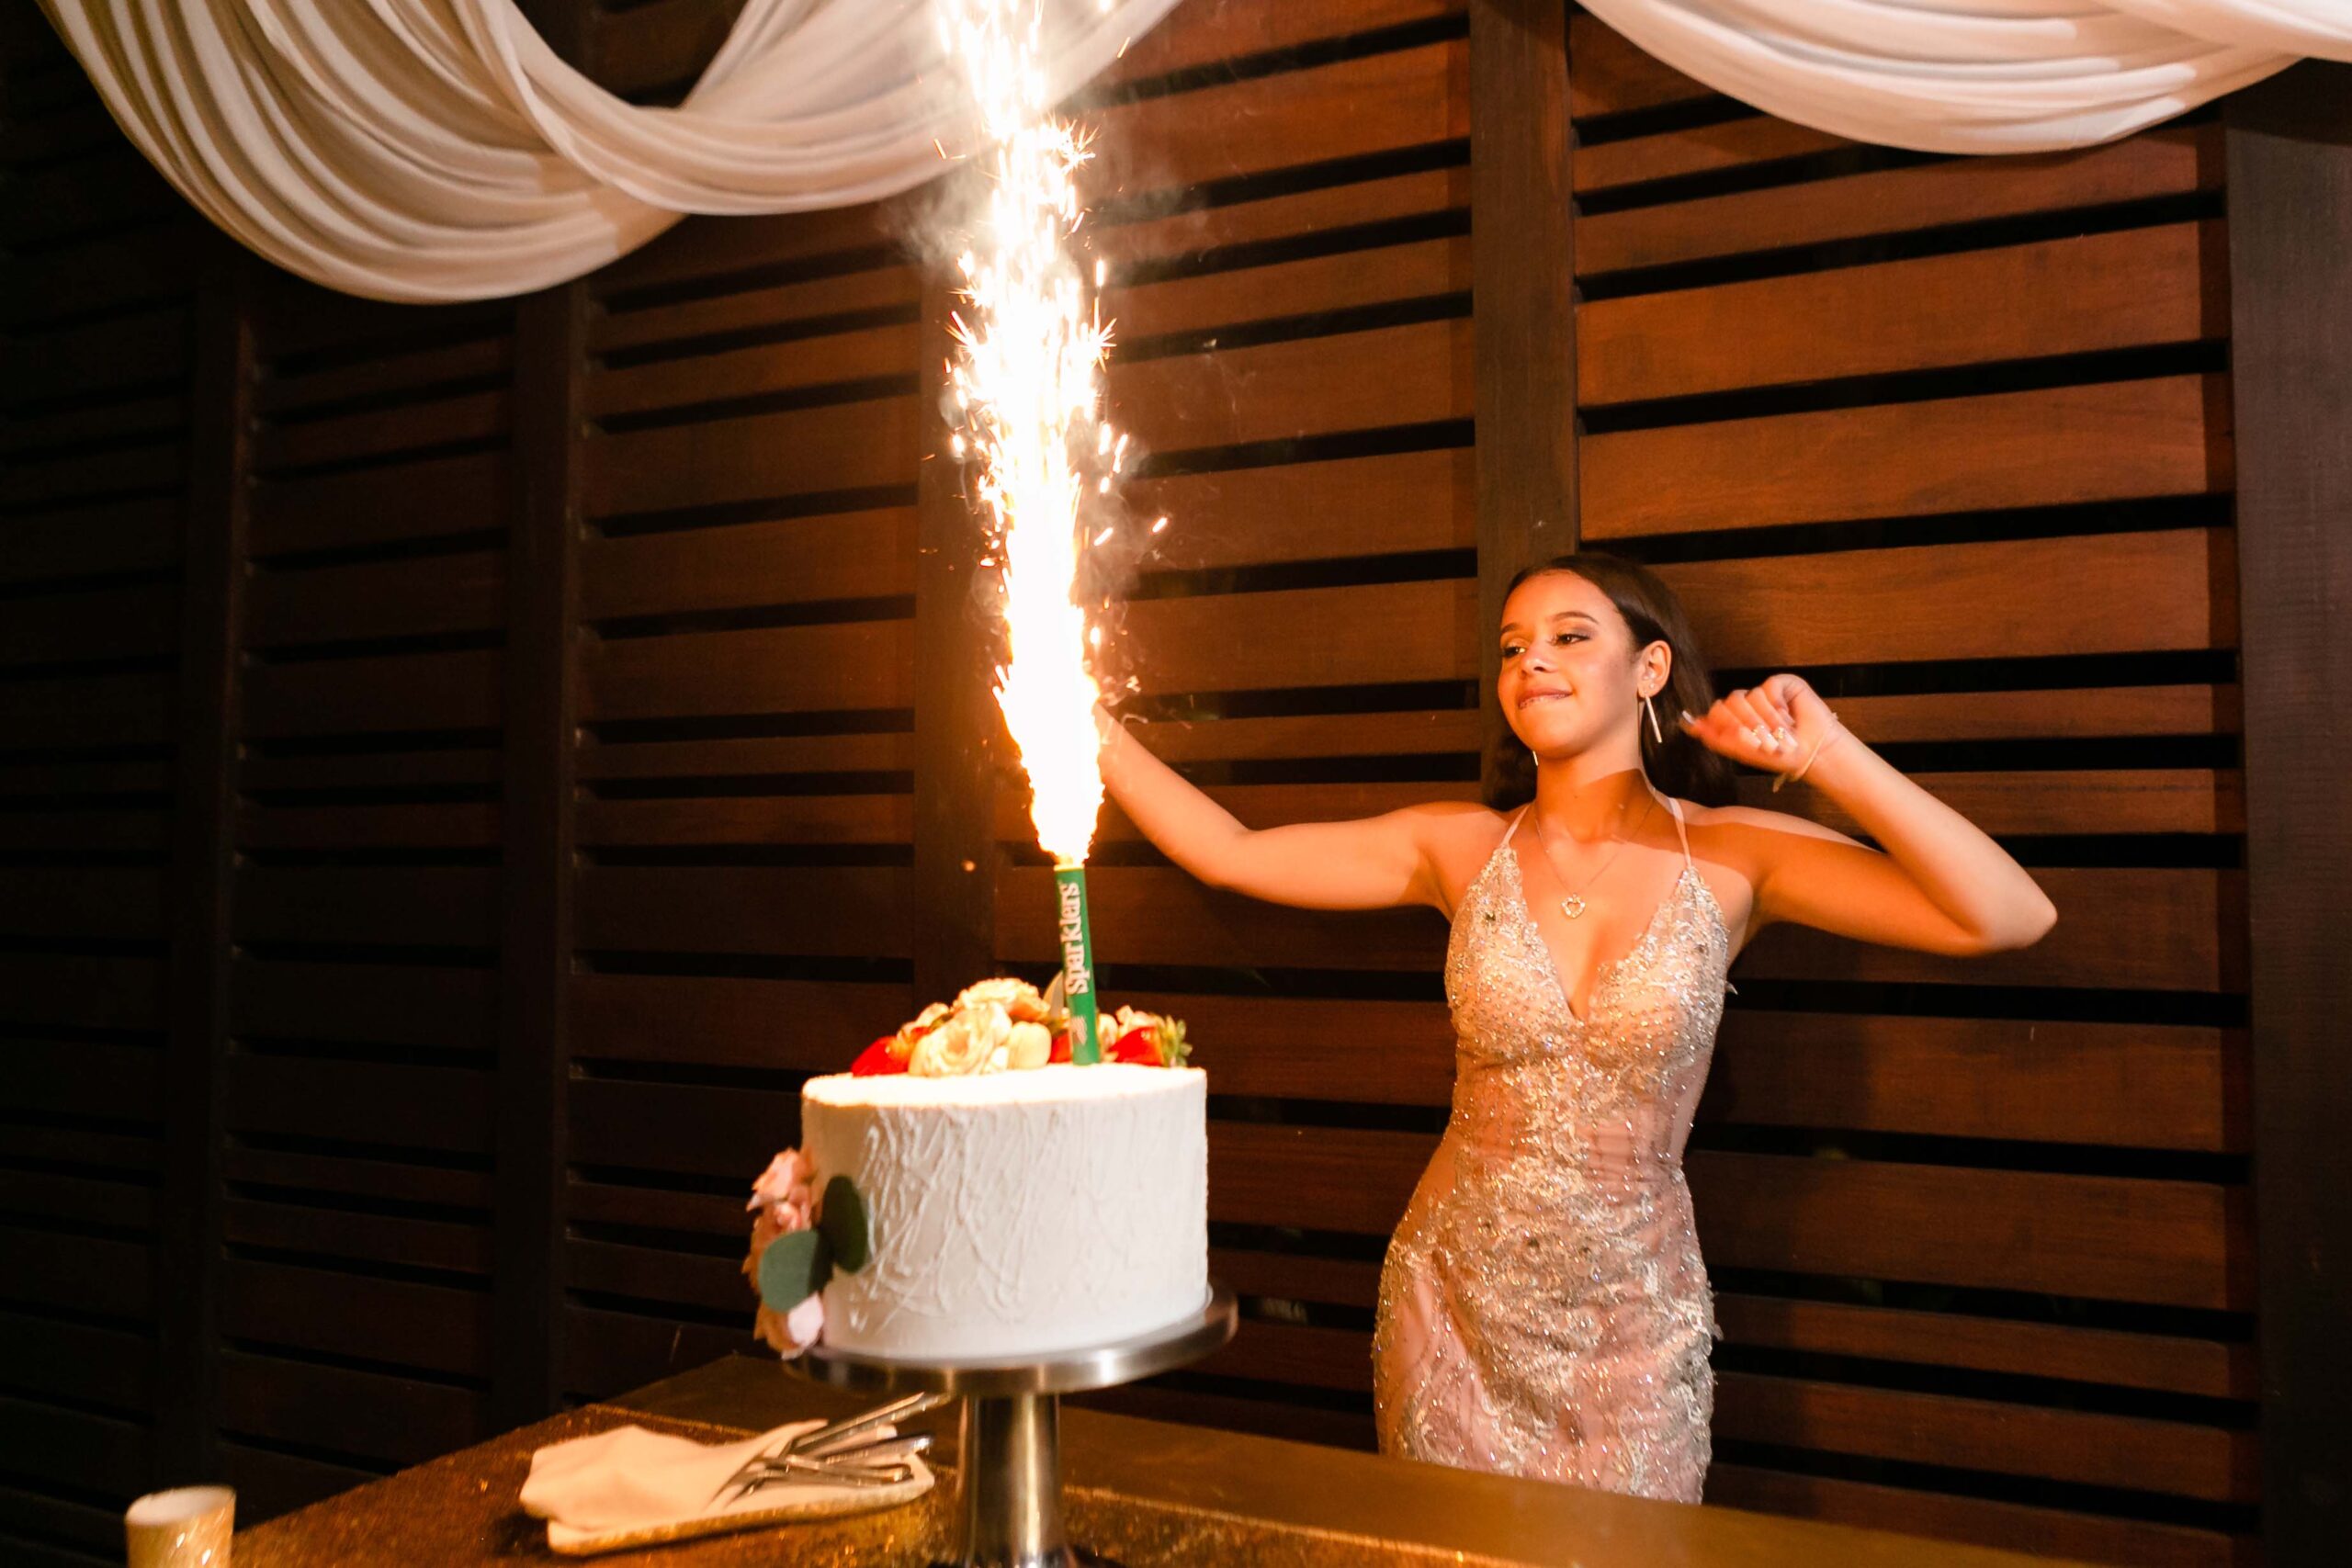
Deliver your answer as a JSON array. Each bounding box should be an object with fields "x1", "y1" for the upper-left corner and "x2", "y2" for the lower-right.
[{"x1": 1094, "y1": 550, "x2": 2057, "y2": 1504}]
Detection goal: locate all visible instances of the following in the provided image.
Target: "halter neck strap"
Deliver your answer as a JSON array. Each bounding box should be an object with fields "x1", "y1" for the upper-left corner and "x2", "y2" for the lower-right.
[{"x1": 1504, "y1": 794, "x2": 1691, "y2": 871}]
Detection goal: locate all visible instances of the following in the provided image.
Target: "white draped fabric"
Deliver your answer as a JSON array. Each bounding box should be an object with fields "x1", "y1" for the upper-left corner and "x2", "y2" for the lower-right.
[
  {"x1": 1580, "y1": 0, "x2": 2348, "y2": 152},
  {"x1": 33, "y1": 1, "x2": 2348, "y2": 302},
  {"x1": 34, "y1": 0, "x2": 1182, "y2": 302}
]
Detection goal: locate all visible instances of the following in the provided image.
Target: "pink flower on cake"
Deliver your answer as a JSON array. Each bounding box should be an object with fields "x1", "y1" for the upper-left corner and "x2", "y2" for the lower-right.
[
  {"x1": 744, "y1": 1146, "x2": 826, "y2": 1358},
  {"x1": 749, "y1": 1147, "x2": 817, "y2": 1235}
]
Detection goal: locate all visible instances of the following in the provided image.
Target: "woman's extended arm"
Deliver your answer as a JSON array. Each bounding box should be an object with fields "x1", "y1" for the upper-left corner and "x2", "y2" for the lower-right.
[
  {"x1": 1095, "y1": 707, "x2": 1481, "y2": 913},
  {"x1": 1688, "y1": 676, "x2": 2058, "y2": 956}
]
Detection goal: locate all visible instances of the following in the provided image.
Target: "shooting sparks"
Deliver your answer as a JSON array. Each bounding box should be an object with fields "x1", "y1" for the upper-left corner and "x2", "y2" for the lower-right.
[{"x1": 938, "y1": 0, "x2": 1130, "y2": 870}]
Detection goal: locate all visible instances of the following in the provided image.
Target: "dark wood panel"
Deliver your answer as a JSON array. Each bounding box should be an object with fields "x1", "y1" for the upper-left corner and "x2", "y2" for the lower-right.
[
  {"x1": 1706, "y1": 1465, "x2": 2244, "y2": 1568},
  {"x1": 0, "y1": 866, "x2": 164, "y2": 939},
  {"x1": 1093, "y1": 167, "x2": 1469, "y2": 271},
  {"x1": 580, "y1": 507, "x2": 917, "y2": 620},
  {"x1": 222, "y1": 1260, "x2": 491, "y2": 1379},
  {"x1": 1661, "y1": 527, "x2": 2231, "y2": 668},
  {"x1": 575, "y1": 865, "x2": 912, "y2": 958},
  {"x1": 560, "y1": 1306, "x2": 753, "y2": 1402},
  {"x1": 233, "y1": 866, "x2": 501, "y2": 948},
  {"x1": 577, "y1": 793, "x2": 912, "y2": 847},
  {"x1": 1109, "y1": 319, "x2": 1472, "y2": 455},
  {"x1": 568, "y1": 974, "x2": 909, "y2": 1068},
  {"x1": 1106, "y1": 237, "x2": 1470, "y2": 343},
  {"x1": 246, "y1": 552, "x2": 506, "y2": 649},
  {"x1": 230, "y1": 958, "x2": 495, "y2": 1051},
  {"x1": 221, "y1": 1200, "x2": 492, "y2": 1276},
  {"x1": 1584, "y1": 376, "x2": 2228, "y2": 538},
  {"x1": 1715, "y1": 1370, "x2": 2256, "y2": 1502},
  {"x1": 0, "y1": 671, "x2": 174, "y2": 750},
  {"x1": 568, "y1": 1077, "x2": 802, "y2": 1179},
  {"x1": 1566, "y1": 14, "x2": 1712, "y2": 120},
  {"x1": 1083, "y1": 40, "x2": 1469, "y2": 203},
  {"x1": 1736, "y1": 767, "x2": 2240, "y2": 838},
  {"x1": 242, "y1": 649, "x2": 502, "y2": 738},
  {"x1": 1001, "y1": 865, "x2": 1447, "y2": 971},
  {"x1": 1121, "y1": 578, "x2": 1476, "y2": 695},
  {"x1": 580, "y1": 617, "x2": 913, "y2": 720},
  {"x1": 1066, "y1": 780, "x2": 1479, "y2": 845},
  {"x1": 1738, "y1": 866, "x2": 2235, "y2": 994},
  {"x1": 587, "y1": 321, "x2": 918, "y2": 420},
  {"x1": 1095, "y1": 0, "x2": 1463, "y2": 88},
  {"x1": 1581, "y1": 125, "x2": 2219, "y2": 276},
  {"x1": 0, "y1": 498, "x2": 181, "y2": 586},
  {"x1": 588, "y1": 265, "x2": 921, "y2": 355},
  {"x1": 0, "y1": 1041, "x2": 162, "y2": 1121},
  {"x1": 0, "y1": 1396, "x2": 147, "y2": 1496},
  {"x1": 582, "y1": 396, "x2": 918, "y2": 519},
  {"x1": 0, "y1": 1311, "x2": 152, "y2": 1411},
  {"x1": 224, "y1": 1055, "x2": 493, "y2": 1154},
  {"x1": 256, "y1": 334, "x2": 509, "y2": 418},
  {"x1": 1575, "y1": 117, "x2": 1849, "y2": 195},
  {"x1": 249, "y1": 452, "x2": 509, "y2": 557},
  {"x1": 0, "y1": 953, "x2": 166, "y2": 1031},
  {"x1": 1124, "y1": 449, "x2": 1473, "y2": 571},
  {"x1": 253, "y1": 389, "x2": 506, "y2": 472},
  {"x1": 235, "y1": 800, "x2": 500, "y2": 851},
  {"x1": 1581, "y1": 222, "x2": 2224, "y2": 406},
  {"x1": 1205, "y1": 1124, "x2": 2247, "y2": 1309},
  {"x1": 1828, "y1": 683, "x2": 2234, "y2": 744},
  {"x1": 221, "y1": 1147, "x2": 492, "y2": 1213},
  {"x1": 0, "y1": 584, "x2": 177, "y2": 668},
  {"x1": 217, "y1": 1350, "x2": 488, "y2": 1467},
  {"x1": 1713, "y1": 1293, "x2": 2253, "y2": 1403},
  {"x1": 0, "y1": 1230, "x2": 153, "y2": 1319},
  {"x1": 1127, "y1": 707, "x2": 1481, "y2": 762},
  {"x1": 575, "y1": 732, "x2": 915, "y2": 780},
  {"x1": 1705, "y1": 1012, "x2": 2245, "y2": 1152}
]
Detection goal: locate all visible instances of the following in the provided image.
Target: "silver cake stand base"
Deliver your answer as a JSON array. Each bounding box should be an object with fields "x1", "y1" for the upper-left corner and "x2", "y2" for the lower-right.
[{"x1": 796, "y1": 1285, "x2": 1237, "y2": 1568}]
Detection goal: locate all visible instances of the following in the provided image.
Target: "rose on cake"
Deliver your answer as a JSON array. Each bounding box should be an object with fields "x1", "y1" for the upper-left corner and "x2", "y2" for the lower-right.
[{"x1": 845, "y1": 980, "x2": 1185, "y2": 1079}]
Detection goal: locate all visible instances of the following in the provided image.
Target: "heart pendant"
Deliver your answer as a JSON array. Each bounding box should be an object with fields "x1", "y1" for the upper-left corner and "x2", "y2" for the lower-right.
[{"x1": 1560, "y1": 895, "x2": 1587, "y2": 919}]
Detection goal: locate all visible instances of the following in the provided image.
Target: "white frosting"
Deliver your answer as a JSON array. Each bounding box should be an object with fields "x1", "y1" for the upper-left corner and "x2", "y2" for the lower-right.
[{"x1": 802, "y1": 1064, "x2": 1208, "y2": 1360}]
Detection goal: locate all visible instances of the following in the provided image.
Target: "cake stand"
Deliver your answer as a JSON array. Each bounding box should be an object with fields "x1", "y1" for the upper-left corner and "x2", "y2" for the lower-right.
[{"x1": 797, "y1": 1285, "x2": 1237, "y2": 1568}]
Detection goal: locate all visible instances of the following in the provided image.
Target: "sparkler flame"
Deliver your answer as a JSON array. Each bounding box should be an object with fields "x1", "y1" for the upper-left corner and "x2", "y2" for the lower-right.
[{"x1": 940, "y1": 0, "x2": 1130, "y2": 869}]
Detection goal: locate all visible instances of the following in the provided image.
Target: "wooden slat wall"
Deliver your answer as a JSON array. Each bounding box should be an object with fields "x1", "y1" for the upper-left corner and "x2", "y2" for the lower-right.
[
  {"x1": 1560, "y1": 17, "x2": 2253, "y2": 1566},
  {"x1": 555, "y1": 180, "x2": 923, "y2": 1403},
  {"x1": 0, "y1": 3, "x2": 2287, "y2": 1562},
  {"x1": 213, "y1": 271, "x2": 516, "y2": 1517},
  {"x1": 0, "y1": 13, "x2": 187, "y2": 1562}
]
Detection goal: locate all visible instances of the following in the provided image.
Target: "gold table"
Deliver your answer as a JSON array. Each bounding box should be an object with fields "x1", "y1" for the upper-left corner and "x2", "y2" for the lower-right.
[{"x1": 234, "y1": 1354, "x2": 2093, "y2": 1567}]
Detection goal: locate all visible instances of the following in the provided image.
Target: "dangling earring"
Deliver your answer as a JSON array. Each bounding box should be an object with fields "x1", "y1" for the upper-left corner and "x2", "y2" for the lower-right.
[{"x1": 1643, "y1": 690, "x2": 1664, "y2": 746}]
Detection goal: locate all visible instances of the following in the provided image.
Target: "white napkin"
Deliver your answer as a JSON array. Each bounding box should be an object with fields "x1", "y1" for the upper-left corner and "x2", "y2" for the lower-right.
[{"x1": 521, "y1": 1417, "x2": 933, "y2": 1555}]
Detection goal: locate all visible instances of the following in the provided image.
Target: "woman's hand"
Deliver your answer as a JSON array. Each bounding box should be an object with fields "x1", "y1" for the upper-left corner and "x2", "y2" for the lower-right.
[{"x1": 1677, "y1": 672, "x2": 1842, "y2": 775}]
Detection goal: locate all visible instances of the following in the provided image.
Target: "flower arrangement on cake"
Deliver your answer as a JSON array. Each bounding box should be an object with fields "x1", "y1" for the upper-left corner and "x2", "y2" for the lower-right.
[{"x1": 743, "y1": 976, "x2": 1200, "y2": 1359}]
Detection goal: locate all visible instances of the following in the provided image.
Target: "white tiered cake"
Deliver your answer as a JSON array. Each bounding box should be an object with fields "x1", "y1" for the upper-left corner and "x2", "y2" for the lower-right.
[{"x1": 802, "y1": 1062, "x2": 1207, "y2": 1359}]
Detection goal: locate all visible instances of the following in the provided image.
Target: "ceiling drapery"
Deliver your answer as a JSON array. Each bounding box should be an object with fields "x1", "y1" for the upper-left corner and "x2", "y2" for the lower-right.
[
  {"x1": 34, "y1": 0, "x2": 1182, "y2": 302},
  {"x1": 1579, "y1": 0, "x2": 2347, "y2": 152},
  {"x1": 35, "y1": 1, "x2": 2348, "y2": 302}
]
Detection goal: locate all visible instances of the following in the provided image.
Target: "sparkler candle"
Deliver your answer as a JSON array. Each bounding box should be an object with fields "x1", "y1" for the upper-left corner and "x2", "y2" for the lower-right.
[{"x1": 939, "y1": 0, "x2": 1131, "y2": 1040}]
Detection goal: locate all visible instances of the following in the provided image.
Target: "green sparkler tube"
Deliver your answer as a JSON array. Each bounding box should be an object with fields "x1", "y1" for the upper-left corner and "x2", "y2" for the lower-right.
[{"x1": 1053, "y1": 860, "x2": 1101, "y2": 1065}]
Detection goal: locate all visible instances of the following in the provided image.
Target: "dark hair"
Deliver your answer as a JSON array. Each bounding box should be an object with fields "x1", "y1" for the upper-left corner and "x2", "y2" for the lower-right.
[{"x1": 1487, "y1": 550, "x2": 1736, "y2": 809}]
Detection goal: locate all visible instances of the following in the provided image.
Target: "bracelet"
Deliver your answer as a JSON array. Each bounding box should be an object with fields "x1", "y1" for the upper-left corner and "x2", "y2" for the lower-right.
[{"x1": 1770, "y1": 721, "x2": 1847, "y2": 794}]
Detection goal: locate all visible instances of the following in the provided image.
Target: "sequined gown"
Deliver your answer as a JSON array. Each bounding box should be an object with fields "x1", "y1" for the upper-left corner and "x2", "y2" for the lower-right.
[{"x1": 1372, "y1": 795, "x2": 1732, "y2": 1502}]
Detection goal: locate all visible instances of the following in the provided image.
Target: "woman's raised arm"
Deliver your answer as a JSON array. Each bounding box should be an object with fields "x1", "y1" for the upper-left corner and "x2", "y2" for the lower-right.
[{"x1": 1095, "y1": 708, "x2": 1485, "y2": 914}]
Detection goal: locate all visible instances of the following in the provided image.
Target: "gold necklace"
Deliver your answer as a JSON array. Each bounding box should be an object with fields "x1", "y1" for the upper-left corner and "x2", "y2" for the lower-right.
[{"x1": 1531, "y1": 793, "x2": 1655, "y2": 919}]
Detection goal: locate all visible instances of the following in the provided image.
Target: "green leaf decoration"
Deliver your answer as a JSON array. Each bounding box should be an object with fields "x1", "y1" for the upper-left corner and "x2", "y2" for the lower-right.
[
  {"x1": 1156, "y1": 1017, "x2": 1190, "y2": 1068},
  {"x1": 758, "y1": 1227, "x2": 833, "y2": 1310},
  {"x1": 819, "y1": 1175, "x2": 870, "y2": 1274}
]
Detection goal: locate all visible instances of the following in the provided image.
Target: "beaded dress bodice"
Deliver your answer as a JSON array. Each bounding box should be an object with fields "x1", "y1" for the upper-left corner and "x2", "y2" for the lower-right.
[{"x1": 1372, "y1": 795, "x2": 1733, "y2": 1502}]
